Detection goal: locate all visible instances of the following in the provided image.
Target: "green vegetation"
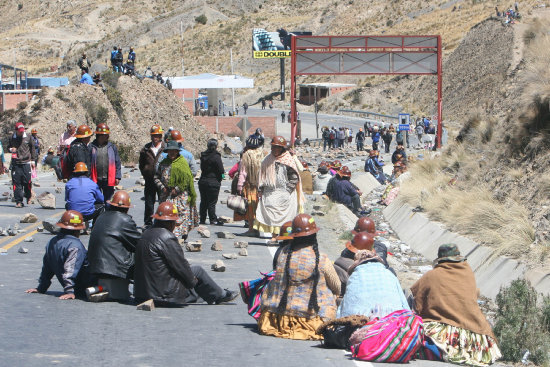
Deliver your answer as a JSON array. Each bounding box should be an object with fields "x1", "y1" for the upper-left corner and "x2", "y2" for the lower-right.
[
  {"x1": 81, "y1": 100, "x2": 109, "y2": 126},
  {"x1": 116, "y1": 142, "x2": 138, "y2": 163},
  {"x1": 195, "y1": 14, "x2": 207, "y2": 25},
  {"x1": 101, "y1": 69, "x2": 121, "y2": 89},
  {"x1": 105, "y1": 87, "x2": 124, "y2": 124},
  {"x1": 494, "y1": 279, "x2": 550, "y2": 366},
  {"x1": 54, "y1": 89, "x2": 69, "y2": 102}
]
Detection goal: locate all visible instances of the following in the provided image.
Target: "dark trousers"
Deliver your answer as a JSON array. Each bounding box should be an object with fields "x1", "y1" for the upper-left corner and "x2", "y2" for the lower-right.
[
  {"x1": 345, "y1": 194, "x2": 362, "y2": 216},
  {"x1": 372, "y1": 141, "x2": 379, "y2": 151},
  {"x1": 356, "y1": 140, "x2": 364, "y2": 151},
  {"x1": 144, "y1": 179, "x2": 158, "y2": 226},
  {"x1": 190, "y1": 265, "x2": 225, "y2": 304},
  {"x1": 198, "y1": 181, "x2": 220, "y2": 223},
  {"x1": 97, "y1": 179, "x2": 115, "y2": 202},
  {"x1": 12, "y1": 164, "x2": 32, "y2": 204},
  {"x1": 82, "y1": 204, "x2": 105, "y2": 228},
  {"x1": 384, "y1": 140, "x2": 391, "y2": 153}
]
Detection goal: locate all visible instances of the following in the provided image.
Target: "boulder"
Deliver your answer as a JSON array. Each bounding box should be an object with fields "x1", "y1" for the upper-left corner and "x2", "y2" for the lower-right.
[
  {"x1": 211, "y1": 260, "x2": 226, "y2": 272},
  {"x1": 222, "y1": 253, "x2": 238, "y2": 259},
  {"x1": 238, "y1": 248, "x2": 248, "y2": 256},
  {"x1": 217, "y1": 231, "x2": 236, "y2": 239},
  {"x1": 197, "y1": 225, "x2": 211, "y2": 238},
  {"x1": 136, "y1": 299, "x2": 155, "y2": 311},
  {"x1": 20, "y1": 213, "x2": 38, "y2": 223},
  {"x1": 185, "y1": 241, "x2": 202, "y2": 252},
  {"x1": 211, "y1": 241, "x2": 223, "y2": 251},
  {"x1": 233, "y1": 241, "x2": 248, "y2": 248},
  {"x1": 37, "y1": 192, "x2": 56, "y2": 209}
]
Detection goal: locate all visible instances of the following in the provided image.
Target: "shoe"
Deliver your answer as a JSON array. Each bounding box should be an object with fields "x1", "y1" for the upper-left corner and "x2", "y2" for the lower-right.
[
  {"x1": 242, "y1": 229, "x2": 257, "y2": 237},
  {"x1": 15, "y1": 203, "x2": 24, "y2": 208},
  {"x1": 212, "y1": 220, "x2": 224, "y2": 226},
  {"x1": 215, "y1": 289, "x2": 239, "y2": 304}
]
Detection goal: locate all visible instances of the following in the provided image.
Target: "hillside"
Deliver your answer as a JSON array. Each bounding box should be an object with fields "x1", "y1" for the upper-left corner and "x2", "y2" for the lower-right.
[
  {"x1": 0, "y1": 73, "x2": 210, "y2": 161},
  {"x1": 0, "y1": 0, "x2": 542, "y2": 108}
]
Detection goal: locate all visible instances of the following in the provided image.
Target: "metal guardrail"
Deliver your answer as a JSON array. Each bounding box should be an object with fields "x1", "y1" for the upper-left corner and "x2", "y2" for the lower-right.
[{"x1": 339, "y1": 109, "x2": 399, "y2": 120}]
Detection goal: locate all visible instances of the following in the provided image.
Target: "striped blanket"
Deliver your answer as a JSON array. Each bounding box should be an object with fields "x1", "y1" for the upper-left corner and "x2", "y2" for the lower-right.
[{"x1": 239, "y1": 271, "x2": 275, "y2": 320}]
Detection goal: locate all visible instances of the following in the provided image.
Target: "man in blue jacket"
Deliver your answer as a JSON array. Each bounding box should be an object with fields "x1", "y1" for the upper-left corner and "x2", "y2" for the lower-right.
[
  {"x1": 65, "y1": 162, "x2": 104, "y2": 230},
  {"x1": 25, "y1": 210, "x2": 96, "y2": 300},
  {"x1": 365, "y1": 150, "x2": 387, "y2": 185},
  {"x1": 330, "y1": 166, "x2": 365, "y2": 217},
  {"x1": 79, "y1": 69, "x2": 94, "y2": 85}
]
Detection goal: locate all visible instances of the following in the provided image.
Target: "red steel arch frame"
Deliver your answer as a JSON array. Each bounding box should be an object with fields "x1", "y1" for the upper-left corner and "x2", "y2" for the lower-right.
[{"x1": 290, "y1": 35, "x2": 443, "y2": 148}]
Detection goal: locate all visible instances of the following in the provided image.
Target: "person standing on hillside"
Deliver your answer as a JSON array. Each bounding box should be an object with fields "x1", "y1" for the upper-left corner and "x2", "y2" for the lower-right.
[
  {"x1": 77, "y1": 53, "x2": 91, "y2": 73},
  {"x1": 127, "y1": 47, "x2": 136, "y2": 66},
  {"x1": 110, "y1": 46, "x2": 118, "y2": 72},
  {"x1": 8, "y1": 122, "x2": 37, "y2": 208},
  {"x1": 89, "y1": 124, "x2": 121, "y2": 202},
  {"x1": 198, "y1": 139, "x2": 225, "y2": 225},
  {"x1": 114, "y1": 47, "x2": 124, "y2": 73},
  {"x1": 139, "y1": 124, "x2": 165, "y2": 229}
]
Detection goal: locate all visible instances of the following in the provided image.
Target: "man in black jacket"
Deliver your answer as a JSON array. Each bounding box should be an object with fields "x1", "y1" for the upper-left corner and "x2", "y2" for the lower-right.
[
  {"x1": 139, "y1": 124, "x2": 165, "y2": 228},
  {"x1": 87, "y1": 191, "x2": 141, "y2": 301},
  {"x1": 134, "y1": 202, "x2": 238, "y2": 306},
  {"x1": 198, "y1": 139, "x2": 224, "y2": 225},
  {"x1": 8, "y1": 122, "x2": 37, "y2": 207},
  {"x1": 67, "y1": 125, "x2": 93, "y2": 176}
]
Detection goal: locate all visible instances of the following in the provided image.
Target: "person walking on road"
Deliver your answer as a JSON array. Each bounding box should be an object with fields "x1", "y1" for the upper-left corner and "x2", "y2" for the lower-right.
[
  {"x1": 155, "y1": 140, "x2": 198, "y2": 241},
  {"x1": 382, "y1": 127, "x2": 393, "y2": 153},
  {"x1": 134, "y1": 202, "x2": 238, "y2": 306},
  {"x1": 254, "y1": 136, "x2": 304, "y2": 245},
  {"x1": 356, "y1": 128, "x2": 365, "y2": 151},
  {"x1": 87, "y1": 190, "x2": 141, "y2": 301},
  {"x1": 261, "y1": 99, "x2": 266, "y2": 109},
  {"x1": 243, "y1": 102, "x2": 248, "y2": 115},
  {"x1": 8, "y1": 122, "x2": 37, "y2": 207},
  {"x1": 236, "y1": 134, "x2": 265, "y2": 235},
  {"x1": 30, "y1": 128, "x2": 40, "y2": 166},
  {"x1": 198, "y1": 139, "x2": 225, "y2": 226},
  {"x1": 89, "y1": 123, "x2": 121, "y2": 202},
  {"x1": 25, "y1": 210, "x2": 96, "y2": 300},
  {"x1": 281, "y1": 111, "x2": 286, "y2": 123},
  {"x1": 139, "y1": 124, "x2": 165, "y2": 228}
]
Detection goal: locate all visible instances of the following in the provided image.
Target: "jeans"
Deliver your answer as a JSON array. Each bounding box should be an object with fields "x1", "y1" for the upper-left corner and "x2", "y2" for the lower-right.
[
  {"x1": 12, "y1": 163, "x2": 32, "y2": 204},
  {"x1": 190, "y1": 265, "x2": 225, "y2": 304},
  {"x1": 97, "y1": 179, "x2": 115, "y2": 203},
  {"x1": 323, "y1": 139, "x2": 329, "y2": 151},
  {"x1": 198, "y1": 181, "x2": 221, "y2": 223},
  {"x1": 144, "y1": 179, "x2": 158, "y2": 226},
  {"x1": 356, "y1": 140, "x2": 364, "y2": 151}
]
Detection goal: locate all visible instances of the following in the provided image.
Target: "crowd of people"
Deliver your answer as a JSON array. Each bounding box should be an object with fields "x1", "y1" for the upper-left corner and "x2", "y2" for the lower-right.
[{"x1": 1, "y1": 118, "x2": 502, "y2": 365}]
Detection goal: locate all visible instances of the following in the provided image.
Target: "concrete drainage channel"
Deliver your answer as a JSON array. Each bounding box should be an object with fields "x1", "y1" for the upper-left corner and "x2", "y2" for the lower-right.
[{"x1": 383, "y1": 199, "x2": 550, "y2": 299}]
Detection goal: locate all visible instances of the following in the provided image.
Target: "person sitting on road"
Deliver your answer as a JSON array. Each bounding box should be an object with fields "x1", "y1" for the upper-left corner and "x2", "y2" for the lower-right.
[
  {"x1": 334, "y1": 217, "x2": 396, "y2": 295},
  {"x1": 328, "y1": 166, "x2": 366, "y2": 217},
  {"x1": 328, "y1": 159, "x2": 341, "y2": 176},
  {"x1": 87, "y1": 191, "x2": 141, "y2": 301},
  {"x1": 42, "y1": 147, "x2": 62, "y2": 180},
  {"x1": 337, "y1": 232, "x2": 409, "y2": 318},
  {"x1": 158, "y1": 130, "x2": 198, "y2": 177},
  {"x1": 365, "y1": 150, "x2": 386, "y2": 185},
  {"x1": 65, "y1": 162, "x2": 105, "y2": 231},
  {"x1": 411, "y1": 244, "x2": 502, "y2": 365},
  {"x1": 313, "y1": 161, "x2": 331, "y2": 194},
  {"x1": 67, "y1": 125, "x2": 93, "y2": 176},
  {"x1": 79, "y1": 69, "x2": 94, "y2": 85},
  {"x1": 259, "y1": 214, "x2": 341, "y2": 340},
  {"x1": 391, "y1": 144, "x2": 407, "y2": 165},
  {"x1": 134, "y1": 202, "x2": 238, "y2": 306},
  {"x1": 25, "y1": 210, "x2": 96, "y2": 300}
]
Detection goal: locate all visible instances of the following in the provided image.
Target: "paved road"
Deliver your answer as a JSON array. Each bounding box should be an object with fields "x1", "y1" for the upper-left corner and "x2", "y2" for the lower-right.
[{"x1": 0, "y1": 163, "x2": 457, "y2": 367}]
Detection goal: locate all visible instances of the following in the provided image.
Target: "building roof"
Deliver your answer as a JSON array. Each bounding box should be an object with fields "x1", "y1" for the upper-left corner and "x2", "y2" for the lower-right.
[
  {"x1": 0, "y1": 63, "x2": 27, "y2": 73},
  {"x1": 167, "y1": 73, "x2": 254, "y2": 89}
]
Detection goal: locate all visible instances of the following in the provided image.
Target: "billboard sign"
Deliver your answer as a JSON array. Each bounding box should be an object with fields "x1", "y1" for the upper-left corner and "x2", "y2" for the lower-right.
[{"x1": 253, "y1": 29, "x2": 311, "y2": 59}]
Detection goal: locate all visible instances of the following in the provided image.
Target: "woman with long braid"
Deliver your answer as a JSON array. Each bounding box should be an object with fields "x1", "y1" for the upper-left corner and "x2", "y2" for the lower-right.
[{"x1": 258, "y1": 214, "x2": 340, "y2": 340}]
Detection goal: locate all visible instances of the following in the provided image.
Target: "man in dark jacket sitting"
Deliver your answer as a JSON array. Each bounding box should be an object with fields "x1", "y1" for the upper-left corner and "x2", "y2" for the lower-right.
[
  {"x1": 25, "y1": 210, "x2": 96, "y2": 300},
  {"x1": 328, "y1": 166, "x2": 364, "y2": 217},
  {"x1": 198, "y1": 139, "x2": 225, "y2": 225},
  {"x1": 87, "y1": 190, "x2": 141, "y2": 301},
  {"x1": 134, "y1": 202, "x2": 238, "y2": 306}
]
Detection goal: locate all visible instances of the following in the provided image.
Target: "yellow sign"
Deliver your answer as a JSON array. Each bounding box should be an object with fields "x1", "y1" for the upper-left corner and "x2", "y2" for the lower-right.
[
  {"x1": 253, "y1": 50, "x2": 291, "y2": 59},
  {"x1": 70, "y1": 217, "x2": 82, "y2": 224}
]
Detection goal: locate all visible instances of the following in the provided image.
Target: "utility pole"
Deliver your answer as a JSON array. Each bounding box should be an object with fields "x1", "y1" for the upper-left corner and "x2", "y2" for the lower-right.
[
  {"x1": 180, "y1": 21, "x2": 185, "y2": 76},
  {"x1": 314, "y1": 87, "x2": 319, "y2": 138},
  {"x1": 14, "y1": 49, "x2": 17, "y2": 90},
  {"x1": 230, "y1": 48, "x2": 235, "y2": 115},
  {"x1": 280, "y1": 58, "x2": 285, "y2": 100}
]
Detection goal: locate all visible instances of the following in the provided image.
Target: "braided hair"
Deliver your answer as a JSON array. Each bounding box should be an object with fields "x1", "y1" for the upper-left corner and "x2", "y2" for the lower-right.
[{"x1": 276, "y1": 234, "x2": 321, "y2": 314}]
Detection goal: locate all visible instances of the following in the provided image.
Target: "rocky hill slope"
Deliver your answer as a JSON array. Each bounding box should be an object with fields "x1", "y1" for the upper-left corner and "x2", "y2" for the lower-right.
[{"x1": 0, "y1": 73, "x2": 209, "y2": 161}]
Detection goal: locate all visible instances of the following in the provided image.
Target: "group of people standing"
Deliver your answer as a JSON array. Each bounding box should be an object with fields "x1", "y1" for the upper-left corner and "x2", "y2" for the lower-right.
[{"x1": 321, "y1": 126, "x2": 354, "y2": 150}]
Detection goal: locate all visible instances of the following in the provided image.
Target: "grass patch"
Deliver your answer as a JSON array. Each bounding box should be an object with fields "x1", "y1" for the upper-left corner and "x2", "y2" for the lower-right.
[
  {"x1": 81, "y1": 100, "x2": 109, "y2": 126},
  {"x1": 101, "y1": 69, "x2": 121, "y2": 89},
  {"x1": 105, "y1": 86, "x2": 124, "y2": 123},
  {"x1": 115, "y1": 142, "x2": 138, "y2": 164},
  {"x1": 54, "y1": 89, "x2": 70, "y2": 102},
  {"x1": 339, "y1": 231, "x2": 353, "y2": 241},
  {"x1": 494, "y1": 279, "x2": 550, "y2": 366}
]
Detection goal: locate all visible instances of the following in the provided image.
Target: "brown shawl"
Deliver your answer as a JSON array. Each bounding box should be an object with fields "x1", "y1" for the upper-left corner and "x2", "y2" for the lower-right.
[
  {"x1": 241, "y1": 148, "x2": 264, "y2": 187},
  {"x1": 410, "y1": 261, "x2": 495, "y2": 339}
]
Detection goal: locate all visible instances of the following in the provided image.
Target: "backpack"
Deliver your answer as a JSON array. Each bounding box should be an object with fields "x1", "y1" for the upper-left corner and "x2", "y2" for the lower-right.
[
  {"x1": 350, "y1": 310, "x2": 423, "y2": 363},
  {"x1": 396, "y1": 131, "x2": 404, "y2": 143},
  {"x1": 110, "y1": 50, "x2": 117, "y2": 61},
  {"x1": 58, "y1": 145, "x2": 72, "y2": 180},
  {"x1": 329, "y1": 132, "x2": 335, "y2": 139}
]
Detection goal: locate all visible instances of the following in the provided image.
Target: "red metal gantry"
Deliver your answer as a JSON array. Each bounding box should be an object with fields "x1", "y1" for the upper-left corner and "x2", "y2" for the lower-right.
[{"x1": 290, "y1": 35, "x2": 443, "y2": 148}]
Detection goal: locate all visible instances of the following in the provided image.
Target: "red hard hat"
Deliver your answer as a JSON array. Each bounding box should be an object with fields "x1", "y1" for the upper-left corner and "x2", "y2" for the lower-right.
[
  {"x1": 108, "y1": 190, "x2": 132, "y2": 208},
  {"x1": 346, "y1": 232, "x2": 375, "y2": 253},
  {"x1": 75, "y1": 125, "x2": 93, "y2": 138},
  {"x1": 338, "y1": 166, "x2": 352, "y2": 178},
  {"x1": 271, "y1": 136, "x2": 287, "y2": 148},
  {"x1": 352, "y1": 216, "x2": 376, "y2": 235},
  {"x1": 95, "y1": 123, "x2": 110, "y2": 135},
  {"x1": 169, "y1": 130, "x2": 184, "y2": 143},
  {"x1": 276, "y1": 221, "x2": 294, "y2": 241},
  {"x1": 31, "y1": 128, "x2": 38, "y2": 134},
  {"x1": 291, "y1": 214, "x2": 320, "y2": 237},
  {"x1": 152, "y1": 201, "x2": 179, "y2": 221},
  {"x1": 332, "y1": 160, "x2": 342, "y2": 169},
  {"x1": 56, "y1": 210, "x2": 85, "y2": 230}
]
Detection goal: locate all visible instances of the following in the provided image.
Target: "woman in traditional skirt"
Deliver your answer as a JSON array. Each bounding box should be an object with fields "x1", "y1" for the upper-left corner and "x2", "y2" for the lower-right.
[
  {"x1": 411, "y1": 244, "x2": 502, "y2": 366},
  {"x1": 236, "y1": 134, "x2": 265, "y2": 235},
  {"x1": 254, "y1": 136, "x2": 304, "y2": 244},
  {"x1": 154, "y1": 140, "x2": 198, "y2": 241}
]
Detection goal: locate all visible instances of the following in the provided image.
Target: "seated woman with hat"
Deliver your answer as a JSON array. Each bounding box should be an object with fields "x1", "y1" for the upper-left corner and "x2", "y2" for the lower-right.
[
  {"x1": 411, "y1": 244, "x2": 502, "y2": 366},
  {"x1": 338, "y1": 232, "x2": 409, "y2": 318},
  {"x1": 259, "y1": 214, "x2": 341, "y2": 340}
]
